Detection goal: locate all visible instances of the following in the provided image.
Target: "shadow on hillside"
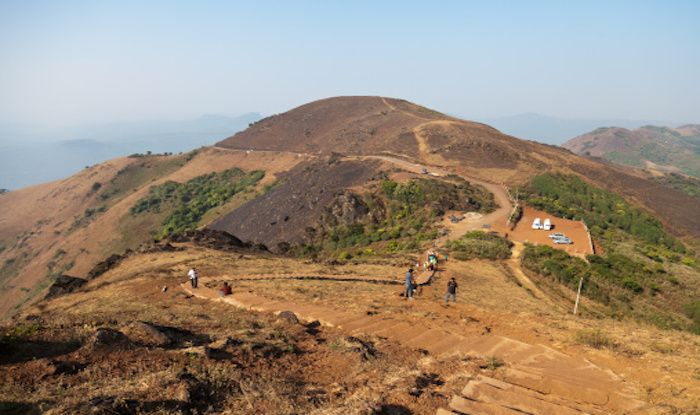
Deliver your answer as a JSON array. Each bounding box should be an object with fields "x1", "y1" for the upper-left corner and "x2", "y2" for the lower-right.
[
  {"x1": 0, "y1": 401, "x2": 42, "y2": 415},
  {"x1": 0, "y1": 339, "x2": 82, "y2": 365},
  {"x1": 150, "y1": 323, "x2": 211, "y2": 349},
  {"x1": 75, "y1": 397, "x2": 193, "y2": 415},
  {"x1": 374, "y1": 404, "x2": 412, "y2": 415}
]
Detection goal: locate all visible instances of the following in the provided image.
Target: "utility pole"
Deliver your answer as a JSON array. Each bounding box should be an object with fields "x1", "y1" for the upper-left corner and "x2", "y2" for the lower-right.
[{"x1": 573, "y1": 276, "x2": 584, "y2": 315}]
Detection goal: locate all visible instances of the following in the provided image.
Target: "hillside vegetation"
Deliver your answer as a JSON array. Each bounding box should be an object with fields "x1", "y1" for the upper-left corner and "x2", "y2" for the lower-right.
[
  {"x1": 445, "y1": 231, "x2": 512, "y2": 260},
  {"x1": 563, "y1": 125, "x2": 700, "y2": 179},
  {"x1": 294, "y1": 177, "x2": 496, "y2": 260},
  {"x1": 522, "y1": 173, "x2": 683, "y2": 252},
  {"x1": 519, "y1": 173, "x2": 699, "y2": 333},
  {"x1": 653, "y1": 172, "x2": 700, "y2": 200},
  {"x1": 130, "y1": 168, "x2": 264, "y2": 239}
]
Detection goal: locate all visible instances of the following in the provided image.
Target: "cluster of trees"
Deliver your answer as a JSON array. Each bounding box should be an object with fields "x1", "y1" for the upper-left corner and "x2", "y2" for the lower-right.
[
  {"x1": 521, "y1": 244, "x2": 699, "y2": 331},
  {"x1": 521, "y1": 244, "x2": 667, "y2": 304},
  {"x1": 522, "y1": 173, "x2": 682, "y2": 251},
  {"x1": 127, "y1": 151, "x2": 177, "y2": 158},
  {"x1": 130, "y1": 168, "x2": 264, "y2": 239},
  {"x1": 445, "y1": 231, "x2": 512, "y2": 260}
]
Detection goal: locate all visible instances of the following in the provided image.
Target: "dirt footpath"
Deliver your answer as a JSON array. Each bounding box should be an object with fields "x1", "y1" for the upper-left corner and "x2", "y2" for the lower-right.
[{"x1": 493, "y1": 205, "x2": 593, "y2": 257}]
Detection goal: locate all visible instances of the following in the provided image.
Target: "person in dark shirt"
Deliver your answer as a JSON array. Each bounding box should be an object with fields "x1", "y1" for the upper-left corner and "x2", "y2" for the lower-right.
[
  {"x1": 444, "y1": 277, "x2": 457, "y2": 304},
  {"x1": 405, "y1": 268, "x2": 415, "y2": 300}
]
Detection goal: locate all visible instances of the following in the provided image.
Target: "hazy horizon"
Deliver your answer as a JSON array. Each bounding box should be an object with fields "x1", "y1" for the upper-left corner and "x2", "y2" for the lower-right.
[{"x1": 1, "y1": 1, "x2": 699, "y2": 130}]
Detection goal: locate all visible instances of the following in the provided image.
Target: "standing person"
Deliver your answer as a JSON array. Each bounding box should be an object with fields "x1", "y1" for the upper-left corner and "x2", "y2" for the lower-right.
[
  {"x1": 444, "y1": 277, "x2": 458, "y2": 305},
  {"x1": 188, "y1": 267, "x2": 198, "y2": 288},
  {"x1": 405, "y1": 268, "x2": 415, "y2": 300}
]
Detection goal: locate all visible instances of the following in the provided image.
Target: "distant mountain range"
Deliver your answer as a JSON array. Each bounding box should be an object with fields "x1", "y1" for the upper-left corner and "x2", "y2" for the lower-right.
[
  {"x1": 0, "y1": 113, "x2": 261, "y2": 189},
  {"x1": 479, "y1": 113, "x2": 684, "y2": 145},
  {"x1": 563, "y1": 125, "x2": 700, "y2": 179}
]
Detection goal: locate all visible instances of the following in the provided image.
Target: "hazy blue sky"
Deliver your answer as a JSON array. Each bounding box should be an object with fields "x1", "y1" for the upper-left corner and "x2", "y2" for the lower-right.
[{"x1": 1, "y1": 0, "x2": 699, "y2": 127}]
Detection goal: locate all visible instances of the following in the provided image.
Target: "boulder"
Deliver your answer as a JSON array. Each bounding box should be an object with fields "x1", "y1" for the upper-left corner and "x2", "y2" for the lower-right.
[
  {"x1": 90, "y1": 328, "x2": 129, "y2": 350},
  {"x1": 277, "y1": 310, "x2": 300, "y2": 325},
  {"x1": 87, "y1": 253, "x2": 128, "y2": 279},
  {"x1": 123, "y1": 321, "x2": 172, "y2": 347},
  {"x1": 44, "y1": 275, "x2": 87, "y2": 300}
]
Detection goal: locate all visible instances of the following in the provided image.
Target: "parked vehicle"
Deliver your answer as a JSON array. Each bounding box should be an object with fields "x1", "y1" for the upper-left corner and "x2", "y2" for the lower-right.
[
  {"x1": 543, "y1": 218, "x2": 552, "y2": 231},
  {"x1": 554, "y1": 237, "x2": 573, "y2": 244},
  {"x1": 548, "y1": 233, "x2": 565, "y2": 239},
  {"x1": 532, "y1": 218, "x2": 542, "y2": 230}
]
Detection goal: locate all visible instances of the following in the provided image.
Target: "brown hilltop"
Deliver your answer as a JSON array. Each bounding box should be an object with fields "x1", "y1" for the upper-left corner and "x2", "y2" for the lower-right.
[
  {"x1": 216, "y1": 96, "x2": 534, "y2": 172},
  {"x1": 218, "y1": 96, "x2": 700, "y2": 238}
]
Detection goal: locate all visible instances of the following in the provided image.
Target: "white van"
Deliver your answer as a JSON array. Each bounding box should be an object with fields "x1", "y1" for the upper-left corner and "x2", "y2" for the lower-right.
[
  {"x1": 532, "y1": 218, "x2": 542, "y2": 230},
  {"x1": 543, "y1": 218, "x2": 552, "y2": 231}
]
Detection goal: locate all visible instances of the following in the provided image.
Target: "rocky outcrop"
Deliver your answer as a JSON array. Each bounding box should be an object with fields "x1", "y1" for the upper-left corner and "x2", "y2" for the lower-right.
[
  {"x1": 89, "y1": 328, "x2": 130, "y2": 350},
  {"x1": 44, "y1": 275, "x2": 87, "y2": 299},
  {"x1": 87, "y1": 253, "x2": 130, "y2": 280},
  {"x1": 320, "y1": 191, "x2": 372, "y2": 228},
  {"x1": 123, "y1": 321, "x2": 173, "y2": 347},
  {"x1": 168, "y1": 229, "x2": 268, "y2": 252}
]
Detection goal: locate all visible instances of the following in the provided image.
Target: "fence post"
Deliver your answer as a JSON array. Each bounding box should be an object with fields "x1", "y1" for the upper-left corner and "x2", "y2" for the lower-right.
[{"x1": 573, "y1": 277, "x2": 584, "y2": 315}]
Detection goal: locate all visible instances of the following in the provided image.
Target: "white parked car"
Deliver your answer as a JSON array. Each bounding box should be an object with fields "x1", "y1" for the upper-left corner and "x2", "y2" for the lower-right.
[
  {"x1": 548, "y1": 233, "x2": 565, "y2": 239},
  {"x1": 532, "y1": 218, "x2": 542, "y2": 230},
  {"x1": 554, "y1": 237, "x2": 573, "y2": 244},
  {"x1": 543, "y1": 218, "x2": 552, "y2": 231}
]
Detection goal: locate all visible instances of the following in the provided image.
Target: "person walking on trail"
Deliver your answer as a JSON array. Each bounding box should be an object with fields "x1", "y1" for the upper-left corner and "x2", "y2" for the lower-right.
[
  {"x1": 188, "y1": 267, "x2": 199, "y2": 288},
  {"x1": 405, "y1": 268, "x2": 415, "y2": 300},
  {"x1": 444, "y1": 277, "x2": 458, "y2": 304}
]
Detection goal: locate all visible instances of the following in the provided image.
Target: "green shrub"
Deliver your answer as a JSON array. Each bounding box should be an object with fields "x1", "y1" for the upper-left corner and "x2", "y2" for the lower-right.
[
  {"x1": 130, "y1": 168, "x2": 265, "y2": 239},
  {"x1": 575, "y1": 329, "x2": 617, "y2": 350},
  {"x1": 445, "y1": 231, "x2": 512, "y2": 260},
  {"x1": 684, "y1": 300, "x2": 700, "y2": 334}
]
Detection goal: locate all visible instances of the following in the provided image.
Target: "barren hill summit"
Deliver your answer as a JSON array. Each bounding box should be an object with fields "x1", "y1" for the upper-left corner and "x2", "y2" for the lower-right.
[{"x1": 217, "y1": 96, "x2": 544, "y2": 174}]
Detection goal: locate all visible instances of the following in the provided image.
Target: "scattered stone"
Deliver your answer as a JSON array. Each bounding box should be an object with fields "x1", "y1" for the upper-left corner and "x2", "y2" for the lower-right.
[
  {"x1": 173, "y1": 371, "x2": 207, "y2": 404},
  {"x1": 50, "y1": 360, "x2": 86, "y2": 376},
  {"x1": 345, "y1": 336, "x2": 379, "y2": 360},
  {"x1": 179, "y1": 345, "x2": 212, "y2": 358},
  {"x1": 123, "y1": 321, "x2": 172, "y2": 347},
  {"x1": 209, "y1": 336, "x2": 243, "y2": 350},
  {"x1": 410, "y1": 373, "x2": 443, "y2": 397},
  {"x1": 277, "y1": 310, "x2": 300, "y2": 325},
  {"x1": 305, "y1": 320, "x2": 321, "y2": 335},
  {"x1": 90, "y1": 328, "x2": 129, "y2": 350},
  {"x1": 44, "y1": 275, "x2": 87, "y2": 299}
]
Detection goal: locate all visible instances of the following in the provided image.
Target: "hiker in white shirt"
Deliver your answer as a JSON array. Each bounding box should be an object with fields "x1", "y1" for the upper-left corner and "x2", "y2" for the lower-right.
[{"x1": 188, "y1": 268, "x2": 198, "y2": 288}]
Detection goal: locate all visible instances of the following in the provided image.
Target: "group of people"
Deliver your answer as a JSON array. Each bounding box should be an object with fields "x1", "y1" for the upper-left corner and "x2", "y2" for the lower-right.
[
  {"x1": 188, "y1": 255, "x2": 458, "y2": 306},
  {"x1": 187, "y1": 267, "x2": 232, "y2": 297},
  {"x1": 404, "y1": 261, "x2": 458, "y2": 305}
]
